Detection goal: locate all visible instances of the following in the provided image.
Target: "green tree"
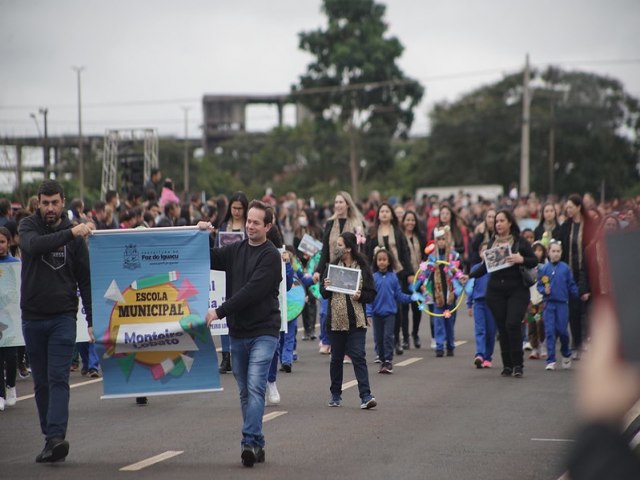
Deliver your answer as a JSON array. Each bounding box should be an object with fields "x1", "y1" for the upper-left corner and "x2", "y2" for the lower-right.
[
  {"x1": 423, "y1": 67, "x2": 640, "y2": 198},
  {"x1": 293, "y1": 0, "x2": 424, "y2": 199}
]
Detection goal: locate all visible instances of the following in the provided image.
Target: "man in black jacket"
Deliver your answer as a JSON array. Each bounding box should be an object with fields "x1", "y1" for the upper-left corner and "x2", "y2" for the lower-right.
[
  {"x1": 19, "y1": 180, "x2": 94, "y2": 463},
  {"x1": 202, "y1": 200, "x2": 282, "y2": 468}
]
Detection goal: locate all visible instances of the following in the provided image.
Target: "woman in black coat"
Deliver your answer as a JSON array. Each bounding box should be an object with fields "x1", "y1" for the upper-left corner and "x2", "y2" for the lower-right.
[{"x1": 467, "y1": 209, "x2": 538, "y2": 377}]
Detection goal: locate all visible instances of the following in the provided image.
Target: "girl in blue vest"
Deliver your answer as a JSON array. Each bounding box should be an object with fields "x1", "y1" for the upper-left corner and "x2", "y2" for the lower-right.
[
  {"x1": 367, "y1": 247, "x2": 413, "y2": 374},
  {"x1": 537, "y1": 240, "x2": 579, "y2": 371}
]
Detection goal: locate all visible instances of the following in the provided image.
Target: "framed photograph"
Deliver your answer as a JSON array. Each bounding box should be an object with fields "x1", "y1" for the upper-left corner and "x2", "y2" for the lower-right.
[
  {"x1": 483, "y1": 244, "x2": 512, "y2": 273},
  {"x1": 297, "y1": 234, "x2": 323, "y2": 256},
  {"x1": 326, "y1": 264, "x2": 361, "y2": 295},
  {"x1": 218, "y1": 231, "x2": 245, "y2": 246}
]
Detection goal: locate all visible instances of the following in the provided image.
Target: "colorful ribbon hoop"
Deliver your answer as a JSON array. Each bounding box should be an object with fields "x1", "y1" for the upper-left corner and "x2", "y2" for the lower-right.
[{"x1": 411, "y1": 259, "x2": 466, "y2": 317}]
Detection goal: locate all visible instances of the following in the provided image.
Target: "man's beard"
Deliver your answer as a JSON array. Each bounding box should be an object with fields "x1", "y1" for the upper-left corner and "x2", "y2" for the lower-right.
[{"x1": 44, "y1": 213, "x2": 60, "y2": 225}]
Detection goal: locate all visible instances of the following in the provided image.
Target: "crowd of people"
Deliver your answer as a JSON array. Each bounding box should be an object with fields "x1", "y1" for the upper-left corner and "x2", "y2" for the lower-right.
[{"x1": 1, "y1": 174, "x2": 640, "y2": 473}]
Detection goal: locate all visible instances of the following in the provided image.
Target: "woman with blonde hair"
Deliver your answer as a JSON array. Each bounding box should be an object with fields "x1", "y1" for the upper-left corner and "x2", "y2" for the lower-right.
[{"x1": 314, "y1": 191, "x2": 365, "y2": 354}]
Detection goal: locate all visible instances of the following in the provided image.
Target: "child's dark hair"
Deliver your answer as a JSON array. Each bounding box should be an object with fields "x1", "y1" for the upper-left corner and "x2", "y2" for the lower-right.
[
  {"x1": 0, "y1": 226, "x2": 11, "y2": 243},
  {"x1": 372, "y1": 247, "x2": 396, "y2": 272},
  {"x1": 337, "y1": 232, "x2": 369, "y2": 269},
  {"x1": 531, "y1": 241, "x2": 547, "y2": 259}
]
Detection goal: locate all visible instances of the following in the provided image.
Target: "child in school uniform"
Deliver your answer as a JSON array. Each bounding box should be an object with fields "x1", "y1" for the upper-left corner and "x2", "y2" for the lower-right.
[
  {"x1": 536, "y1": 240, "x2": 579, "y2": 371},
  {"x1": 367, "y1": 248, "x2": 413, "y2": 374},
  {"x1": 527, "y1": 241, "x2": 547, "y2": 360},
  {"x1": 428, "y1": 227, "x2": 461, "y2": 357},
  {"x1": 467, "y1": 241, "x2": 496, "y2": 368}
]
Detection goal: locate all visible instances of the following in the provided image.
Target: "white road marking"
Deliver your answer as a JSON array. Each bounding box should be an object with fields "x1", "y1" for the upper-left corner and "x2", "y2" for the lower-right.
[
  {"x1": 395, "y1": 357, "x2": 423, "y2": 367},
  {"x1": 342, "y1": 380, "x2": 358, "y2": 390},
  {"x1": 120, "y1": 450, "x2": 184, "y2": 471},
  {"x1": 16, "y1": 377, "x2": 103, "y2": 402},
  {"x1": 263, "y1": 411, "x2": 288, "y2": 422},
  {"x1": 454, "y1": 340, "x2": 467, "y2": 347},
  {"x1": 531, "y1": 438, "x2": 575, "y2": 442}
]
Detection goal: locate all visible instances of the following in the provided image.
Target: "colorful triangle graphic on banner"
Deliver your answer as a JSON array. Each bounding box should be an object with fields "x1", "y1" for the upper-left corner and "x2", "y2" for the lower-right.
[
  {"x1": 116, "y1": 354, "x2": 136, "y2": 379},
  {"x1": 176, "y1": 278, "x2": 198, "y2": 302}
]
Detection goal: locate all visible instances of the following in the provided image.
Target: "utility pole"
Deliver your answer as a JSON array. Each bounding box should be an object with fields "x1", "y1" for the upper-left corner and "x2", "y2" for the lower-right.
[
  {"x1": 520, "y1": 54, "x2": 531, "y2": 197},
  {"x1": 39, "y1": 107, "x2": 50, "y2": 178},
  {"x1": 73, "y1": 66, "x2": 85, "y2": 200},
  {"x1": 182, "y1": 106, "x2": 190, "y2": 197},
  {"x1": 548, "y1": 100, "x2": 555, "y2": 195}
]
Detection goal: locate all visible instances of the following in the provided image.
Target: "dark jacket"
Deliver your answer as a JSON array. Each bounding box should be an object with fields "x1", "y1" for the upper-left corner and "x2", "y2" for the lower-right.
[
  {"x1": 559, "y1": 219, "x2": 590, "y2": 295},
  {"x1": 568, "y1": 423, "x2": 640, "y2": 480},
  {"x1": 364, "y1": 226, "x2": 413, "y2": 279},
  {"x1": 210, "y1": 239, "x2": 282, "y2": 338},
  {"x1": 469, "y1": 237, "x2": 538, "y2": 291},
  {"x1": 18, "y1": 211, "x2": 92, "y2": 326},
  {"x1": 534, "y1": 222, "x2": 561, "y2": 242}
]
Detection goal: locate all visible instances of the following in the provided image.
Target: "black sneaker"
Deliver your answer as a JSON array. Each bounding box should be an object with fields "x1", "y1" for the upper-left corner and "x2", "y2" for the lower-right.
[
  {"x1": 446, "y1": 350, "x2": 454, "y2": 357},
  {"x1": 80, "y1": 368, "x2": 88, "y2": 376},
  {"x1": 35, "y1": 438, "x2": 69, "y2": 463},
  {"x1": 135, "y1": 397, "x2": 148, "y2": 406},
  {"x1": 88, "y1": 368, "x2": 101, "y2": 378},
  {"x1": 241, "y1": 444, "x2": 258, "y2": 467},
  {"x1": 402, "y1": 340, "x2": 410, "y2": 350},
  {"x1": 500, "y1": 367, "x2": 513, "y2": 377},
  {"x1": 280, "y1": 363, "x2": 292, "y2": 373},
  {"x1": 436, "y1": 350, "x2": 444, "y2": 358},
  {"x1": 395, "y1": 343, "x2": 404, "y2": 356},
  {"x1": 413, "y1": 334, "x2": 421, "y2": 349},
  {"x1": 219, "y1": 352, "x2": 232, "y2": 374},
  {"x1": 513, "y1": 366, "x2": 524, "y2": 378}
]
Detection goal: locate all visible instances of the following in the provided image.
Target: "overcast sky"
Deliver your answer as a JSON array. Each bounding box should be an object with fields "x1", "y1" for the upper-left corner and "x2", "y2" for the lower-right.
[{"x1": 1, "y1": 0, "x2": 639, "y2": 141}]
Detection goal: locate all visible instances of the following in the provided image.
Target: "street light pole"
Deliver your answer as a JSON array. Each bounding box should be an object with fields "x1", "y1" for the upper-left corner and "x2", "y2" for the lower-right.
[
  {"x1": 39, "y1": 107, "x2": 50, "y2": 178},
  {"x1": 182, "y1": 106, "x2": 190, "y2": 197},
  {"x1": 73, "y1": 66, "x2": 85, "y2": 200},
  {"x1": 519, "y1": 54, "x2": 531, "y2": 197}
]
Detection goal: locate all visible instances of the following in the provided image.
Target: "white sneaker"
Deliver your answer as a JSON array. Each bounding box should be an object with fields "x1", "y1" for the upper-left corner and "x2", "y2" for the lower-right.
[
  {"x1": 5, "y1": 387, "x2": 16, "y2": 407},
  {"x1": 523, "y1": 342, "x2": 533, "y2": 351},
  {"x1": 562, "y1": 357, "x2": 572, "y2": 370},
  {"x1": 540, "y1": 344, "x2": 548, "y2": 358},
  {"x1": 266, "y1": 382, "x2": 280, "y2": 406},
  {"x1": 0, "y1": 397, "x2": 5, "y2": 411},
  {"x1": 545, "y1": 362, "x2": 556, "y2": 371},
  {"x1": 430, "y1": 339, "x2": 436, "y2": 350},
  {"x1": 572, "y1": 351, "x2": 581, "y2": 360}
]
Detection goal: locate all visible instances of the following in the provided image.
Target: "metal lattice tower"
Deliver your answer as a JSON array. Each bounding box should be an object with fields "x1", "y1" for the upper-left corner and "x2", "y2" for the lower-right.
[{"x1": 101, "y1": 129, "x2": 158, "y2": 200}]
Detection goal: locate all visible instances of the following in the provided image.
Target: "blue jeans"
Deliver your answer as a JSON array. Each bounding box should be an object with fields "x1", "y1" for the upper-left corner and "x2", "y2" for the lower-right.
[
  {"x1": 433, "y1": 305, "x2": 456, "y2": 352},
  {"x1": 373, "y1": 314, "x2": 395, "y2": 362},
  {"x1": 544, "y1": 302, "x2": 571, "y2": 364},
  {"x1": 319, "y1": 298, "x2": 331, "y2": 346},
  {"x1": 280, "y1": 319, "x2": 297, "y2": 366},
  {"x1": 229, "y1": 335, "x2": 278, "y2": 448},
  {"x1": 22, "y1": 316, "x2": 76, "y2": 441},
  {"x1": 76, "y1": 341, "x2": 100, "y2": 371},
  {"x1": 328, "y1": 329, "x2": 372, "y2": 401},
  {"x1": 220, "y1": 334, "x2": 230, "y2": 353},
  {"x1": 473, "y1": 300, "x2": 496, "y2": 361}
]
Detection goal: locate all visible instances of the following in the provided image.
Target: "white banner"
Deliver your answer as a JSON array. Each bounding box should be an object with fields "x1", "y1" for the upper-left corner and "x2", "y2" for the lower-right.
[
  {"x1": 208, "y1": 270, "x2": 228, "y2": 335},
  {"x1": 0, "y1": 261, "x2": 91, "y2": 346}
]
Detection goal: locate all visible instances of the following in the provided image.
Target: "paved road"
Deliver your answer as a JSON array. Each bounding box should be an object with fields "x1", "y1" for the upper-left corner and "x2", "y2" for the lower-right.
[{"x1": 0, "y1": 310, "x2": 578, "y2": 480}]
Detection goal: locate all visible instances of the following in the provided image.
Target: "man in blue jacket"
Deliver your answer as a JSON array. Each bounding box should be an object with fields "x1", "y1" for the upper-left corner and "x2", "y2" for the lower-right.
[{"x1": 19, "y1": 179, "x2": 94, "y2": 463}]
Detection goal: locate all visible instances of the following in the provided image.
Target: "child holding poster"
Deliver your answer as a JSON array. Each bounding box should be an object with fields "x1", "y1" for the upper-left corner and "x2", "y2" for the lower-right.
[{"x1": 0, "y1": 226, "x2": 20, "y2": 410}]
